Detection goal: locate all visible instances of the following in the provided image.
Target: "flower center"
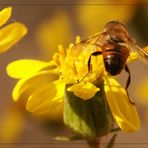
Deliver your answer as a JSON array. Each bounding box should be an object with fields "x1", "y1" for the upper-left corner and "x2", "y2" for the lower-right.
[{"x1": 56, "y1": 44, "x2": 104, "y2": 84}]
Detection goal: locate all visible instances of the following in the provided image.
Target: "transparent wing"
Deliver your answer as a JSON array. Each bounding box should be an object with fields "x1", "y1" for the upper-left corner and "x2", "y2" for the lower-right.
[
  {"x1": 70, "y1": 32, "x2": 105, "y2": 57},
  {"x1": 128, "y1": 39, "x2": 148, "y2": 65}
]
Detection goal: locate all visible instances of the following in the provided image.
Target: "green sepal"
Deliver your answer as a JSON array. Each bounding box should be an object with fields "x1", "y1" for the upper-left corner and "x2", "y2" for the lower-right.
[{"x1": 64, "y1": 80, "x2": 114, "y2": 139}]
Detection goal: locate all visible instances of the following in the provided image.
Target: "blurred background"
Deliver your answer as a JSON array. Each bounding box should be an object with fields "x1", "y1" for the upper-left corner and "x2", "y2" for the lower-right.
[{"x1": 0, "y1": 0, "x2": 148, "y2": 147}]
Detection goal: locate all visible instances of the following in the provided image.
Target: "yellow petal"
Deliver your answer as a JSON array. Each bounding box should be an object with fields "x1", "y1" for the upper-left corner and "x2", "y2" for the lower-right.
[
  {"x1": 67, "y1": 82, "x2": 100, "y2": 100},
  {"x1": 104, "y1": 77, "x2": 140, "y2": 132},
  {"x1": 7, "y1": 59, "x2": 50, "y2": 79},
  {"x1": 0, "y1": 22, "x2": 27, "y2": 53},
  {"x1": 26, "y1": 80, "x2": 65, "y2": 120},
  {"x1": 12, "y1": 71, "x2": 59, "y2": 102},
  {"x1": 0, "y1": 7, "x2": 12, "y2": 27}
]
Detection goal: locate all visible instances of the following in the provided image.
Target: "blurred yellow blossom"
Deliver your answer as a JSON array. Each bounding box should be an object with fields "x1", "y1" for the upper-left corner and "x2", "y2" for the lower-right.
[
  {"x1": 7, "y1": 36, "x2": 140, "y2": 133},
  {"x1": 0, "y1": 107, "x2": 24, "y2": 143},
  {"x1": 0, "y1": 7, "x2": 27, "y2": 53},
  {"x1": 76, "y1": 0, "x2": 137, "y2": 36},
  {"x1": 136, "y1": 77, "x2": 148, "y2": 104},
  {"x1": 36, "y1": 10, "x2": 73, "y2": 55},
  {"x1": 134, "y1": 47, "x2": 148, "y2": 104}
]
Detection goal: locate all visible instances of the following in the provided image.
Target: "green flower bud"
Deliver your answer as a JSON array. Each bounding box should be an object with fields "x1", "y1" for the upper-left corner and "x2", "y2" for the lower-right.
[{"x1": 64, "y1": 80, "x2": 114, "y2": 139}]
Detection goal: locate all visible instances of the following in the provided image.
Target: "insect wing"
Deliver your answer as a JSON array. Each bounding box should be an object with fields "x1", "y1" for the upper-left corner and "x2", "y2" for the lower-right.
[
  {"x1": 128, "y1": 40, "x2": 148, "y2": 65},
  {"x1": 70, "y1": 33, "x2": 104, "y2": 57},
  {"x1": 135, "y1": 45, "x2": 148, "y2": 64}
]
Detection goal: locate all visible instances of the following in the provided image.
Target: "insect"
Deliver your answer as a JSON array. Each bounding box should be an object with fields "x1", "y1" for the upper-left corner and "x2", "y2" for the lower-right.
[{"x1": 72, "y1": 21, "x2": 148, "y2": 104}]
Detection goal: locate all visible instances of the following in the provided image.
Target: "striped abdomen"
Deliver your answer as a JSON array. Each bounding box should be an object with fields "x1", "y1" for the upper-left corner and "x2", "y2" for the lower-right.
[{"x1": 102, "y1": 44, "x2": 129, "y2": 75}]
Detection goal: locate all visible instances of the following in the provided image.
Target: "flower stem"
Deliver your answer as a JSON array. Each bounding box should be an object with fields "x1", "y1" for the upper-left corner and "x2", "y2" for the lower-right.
[
  {"x1": 87, "y1": 138, "x2": 102, "y2": 148},
  {"x1": 110, "y1": 128, "x2": 121, "y2": 133}
]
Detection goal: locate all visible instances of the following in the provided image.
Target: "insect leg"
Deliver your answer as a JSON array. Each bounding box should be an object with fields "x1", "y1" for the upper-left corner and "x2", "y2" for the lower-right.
[
  {"x1": 125, "y1": 65, "x2": 135, "y2": 105},
  {"x1": 125, "y1": 65, "x2": 131, "y2": 90},
  {"x1": 88, "y1": 51, "x2": 102, "y2": 71},
  {"x1": 77, "y1": 51, "x2": 102, "y2": 83}
]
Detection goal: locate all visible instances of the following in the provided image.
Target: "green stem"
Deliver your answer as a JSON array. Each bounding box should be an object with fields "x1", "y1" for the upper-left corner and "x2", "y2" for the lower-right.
[{"x1": 87, "y1": 138, "x2": 101, "y2": 148}]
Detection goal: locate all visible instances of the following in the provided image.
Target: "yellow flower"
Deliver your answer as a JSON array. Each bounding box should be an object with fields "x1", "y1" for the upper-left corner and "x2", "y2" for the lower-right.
[
  {"x1": 7, "y1": 37, "x2": 140, "y2": 133},
  {"x1": 0, "y1": 7, "x2": 27, "y2": 53},
  {"x1": 35, "y1": 10, "x2": 73, "y2": 55},
  {"x1": 76, "y1": 0, "x2": 137, "y2": 36},
  {"x1": 0, "y1": 7, "x2": 27, "y2": 142},
  {"x1": 135, "y1": 76, "x2": 148, "y2": 104}
]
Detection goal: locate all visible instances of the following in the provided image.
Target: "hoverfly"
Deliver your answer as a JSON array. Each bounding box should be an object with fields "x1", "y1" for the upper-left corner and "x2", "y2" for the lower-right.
[{"x1": 72, "y1": 21, "x2": 148, "y2": 104}]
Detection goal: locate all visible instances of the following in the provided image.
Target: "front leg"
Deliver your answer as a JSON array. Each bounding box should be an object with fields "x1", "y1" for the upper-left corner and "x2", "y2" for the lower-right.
[{"x1": 77, "y1": 51, "x2": 102, "y2": 83}]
